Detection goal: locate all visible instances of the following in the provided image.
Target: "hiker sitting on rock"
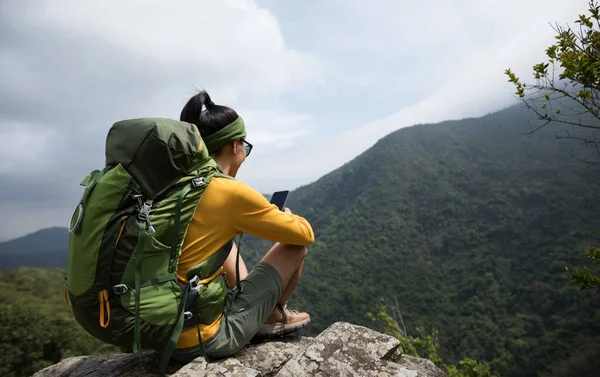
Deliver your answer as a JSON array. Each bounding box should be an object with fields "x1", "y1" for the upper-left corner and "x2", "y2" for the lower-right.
[{"x1": 172, "y1": 90, "x2": 314, "y2": 362}]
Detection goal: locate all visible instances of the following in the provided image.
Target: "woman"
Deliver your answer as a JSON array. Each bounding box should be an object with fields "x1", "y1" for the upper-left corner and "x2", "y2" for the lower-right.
[{"x1": 172, "y1": 90, "x2": 313, "y2": 362}]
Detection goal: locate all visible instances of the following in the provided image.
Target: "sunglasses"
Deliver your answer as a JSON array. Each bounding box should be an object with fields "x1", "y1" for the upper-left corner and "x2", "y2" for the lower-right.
[{"x1": 241, "y1": 139, "x2": 253, "y2": 157}]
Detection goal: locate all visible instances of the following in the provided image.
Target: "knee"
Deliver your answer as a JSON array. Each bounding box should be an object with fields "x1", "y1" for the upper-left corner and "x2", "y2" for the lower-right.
[
  {"x1": 284, "y1": 244, "x2": 307, "y2": 260},
  {"x1": 298, "y1": 246, "x2": 308, "y2": 263},
  {"x1": 292, "y1": 245, "x2": 307, "y2": 257}
]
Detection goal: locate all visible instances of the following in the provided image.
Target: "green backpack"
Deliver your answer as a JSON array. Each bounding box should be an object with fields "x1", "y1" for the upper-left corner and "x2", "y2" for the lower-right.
[{"x1": 66, "y1": 118, "x2": 233, "y2": 372}]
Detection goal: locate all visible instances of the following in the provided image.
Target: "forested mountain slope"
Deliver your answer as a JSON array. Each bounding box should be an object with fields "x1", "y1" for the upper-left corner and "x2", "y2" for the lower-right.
[{"x1": 242, "y1": 105, "x2": 600, "y2": 377}]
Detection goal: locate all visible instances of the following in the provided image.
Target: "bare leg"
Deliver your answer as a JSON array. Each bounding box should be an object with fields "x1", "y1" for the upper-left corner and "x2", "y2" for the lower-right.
[
  {"x1": 224, "y1": 241, "x2": 309, "y2": 333},
  {"x1": 279, "y1": 259, "x2": 304, "y2": 305},
  {"x1": 222, "y1": 243, "x2": 248, "y2": 288},
  {"x1": 260, "y1": 242, "x2": 307, "y2": 291},
  {"x1": 259, "y1": 243, "x2": 310, "y2": 333}
]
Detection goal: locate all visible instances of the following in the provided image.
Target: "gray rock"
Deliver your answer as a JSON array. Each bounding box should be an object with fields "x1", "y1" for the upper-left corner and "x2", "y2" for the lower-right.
[
  {"x1": 275, "y1": 322, "x2": 444, "y2": 377},
  {"x1": 173, "y1": 336, "x2": 312, "y2": 377},
  {"x1": 174, "y1": 357, "x2": 260, "y2": 377},
  {"x1": 394, "y1": 355, "x2": 447, "y2": 377},
  {"x1": 31, "y1": 352, "x2": 165, "y2": 377},
  {"x1": 33, "y1": 322, "x2": 446, "y2": 377}
]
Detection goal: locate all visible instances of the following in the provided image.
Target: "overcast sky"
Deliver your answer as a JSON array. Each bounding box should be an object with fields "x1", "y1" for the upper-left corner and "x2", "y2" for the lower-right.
[{"x1": 0, "y1": 0, "x2": 582, "y2": 240}]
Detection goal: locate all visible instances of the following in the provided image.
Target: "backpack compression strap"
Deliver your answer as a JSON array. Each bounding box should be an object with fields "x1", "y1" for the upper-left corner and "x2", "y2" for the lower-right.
[
  {"x1": 159, "y1": 178, "x2": 207, "y2": 374},
  {"x1": 132, "y1": 198, "x2": 153, "y2": 370},
  {"x1": 131, "y1": 183, "x2": 193, "y2": 373},
  {"x1": 159, "y1": 174, "x2": 234, "y2": 373}
]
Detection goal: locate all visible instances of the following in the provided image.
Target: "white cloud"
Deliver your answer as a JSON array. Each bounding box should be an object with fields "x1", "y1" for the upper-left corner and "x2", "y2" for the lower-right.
[
  {"x1": 29, "y1": 0, "x2": 321, "y2": 98},
  {"x1": 297, "y1": 0, "x2": 581, "y2": 96},
  {"x1": 0, "y1": 0, "x2": 322, "y2": 127},
  {"x1": 240, "y1": 0, "x2": 584, "y2": 192},
  {"x1": 239, "y1": 109, "x2": 312, "y2": 154},
  {"x1": 0, "y1": 121, "x2": 61, "y2": 175},
  {"x1": 0, "y1": 0, "x2": 322, "y2": 239},
  {"x1": 331, "y1": 0, "x2": 583, "y2": 162}
]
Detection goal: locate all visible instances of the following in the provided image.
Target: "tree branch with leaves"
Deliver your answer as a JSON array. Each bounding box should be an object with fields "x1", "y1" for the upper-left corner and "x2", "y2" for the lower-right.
[{"x1": 505, "y1": 1, "x2": 600, "y2": 138}]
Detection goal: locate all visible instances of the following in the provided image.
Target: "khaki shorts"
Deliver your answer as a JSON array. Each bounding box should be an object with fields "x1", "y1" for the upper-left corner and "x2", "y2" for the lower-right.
[{"x1": 172, "y1": 262, "x2": 283, "y2": 363}]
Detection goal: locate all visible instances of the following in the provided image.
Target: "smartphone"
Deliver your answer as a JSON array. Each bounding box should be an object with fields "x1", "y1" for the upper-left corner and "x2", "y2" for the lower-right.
[{"x1": 270, "y1": 190, "x2": 289, "y2": 211}]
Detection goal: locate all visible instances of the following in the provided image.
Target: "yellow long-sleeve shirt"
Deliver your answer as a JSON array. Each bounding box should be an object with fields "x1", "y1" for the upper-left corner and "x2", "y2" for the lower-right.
[{"x1": 176, "y1": 176, "x2": 314, "y2": 348}]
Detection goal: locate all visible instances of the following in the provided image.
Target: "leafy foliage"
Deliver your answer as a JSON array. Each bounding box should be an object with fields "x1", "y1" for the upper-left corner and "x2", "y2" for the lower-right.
[
  {"x1": 566, "y1": 245, "x2": 600, "y2": 290},
  {"x1": 505, "y1": 1, "x2": 600, "y2": 145},
  {"x1": 505, "y1": 1, "x2": 600, "y2": 130}
]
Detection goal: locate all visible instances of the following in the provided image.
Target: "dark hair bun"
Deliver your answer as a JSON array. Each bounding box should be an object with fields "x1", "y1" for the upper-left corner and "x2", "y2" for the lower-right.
[
  {"x1": 180, "y1": 89, "x2": 239, "y2": 139},
  {"x1": 198, "y1": 90, "x2": 214, "y2": 111}
]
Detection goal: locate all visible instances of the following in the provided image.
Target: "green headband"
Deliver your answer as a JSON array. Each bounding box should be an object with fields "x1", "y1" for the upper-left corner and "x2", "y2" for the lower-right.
[{"x1": 203, "y1": 117, "x2": 247, "y2": 154}]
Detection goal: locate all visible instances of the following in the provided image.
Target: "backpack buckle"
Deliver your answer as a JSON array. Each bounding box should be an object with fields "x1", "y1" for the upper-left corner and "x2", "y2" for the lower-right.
[
  {"x1": 189, "y1": 275, "x2": 203, "y2": 290},
  {"x1": 138, "y1": 202, "x2": 152, "y2": 221},
  {"x1": 136, "y1": 200, "x2": 156, "y2": 234},
  {"x1": 183, "y1": 311, "x2": 193, "y2": 321},
  {"x1": 192, "y1": 177, "x2": 206, "y2": 188},
  {"x1": 113, "y1": 284, "x2": 129, "y2": 295}
]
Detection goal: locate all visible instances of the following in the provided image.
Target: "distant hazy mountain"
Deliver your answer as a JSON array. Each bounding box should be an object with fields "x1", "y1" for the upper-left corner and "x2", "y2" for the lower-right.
[{"x1": 0, "y1": 227, "x2": 68, "y2": 269}]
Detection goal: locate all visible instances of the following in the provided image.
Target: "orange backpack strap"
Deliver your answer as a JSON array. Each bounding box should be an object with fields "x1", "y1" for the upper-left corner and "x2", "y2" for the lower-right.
[
  {"x1": 64, "y1": 287, "x2": 72, "y2": 309},
  {"x1": 99, "y1": 290, "x2": 111, "y2": 328}
]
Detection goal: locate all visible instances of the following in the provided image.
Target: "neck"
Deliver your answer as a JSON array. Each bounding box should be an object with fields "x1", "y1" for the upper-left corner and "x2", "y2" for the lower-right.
[{"x1": 213, "y1": 156, "x2": 236, "y2": 177}]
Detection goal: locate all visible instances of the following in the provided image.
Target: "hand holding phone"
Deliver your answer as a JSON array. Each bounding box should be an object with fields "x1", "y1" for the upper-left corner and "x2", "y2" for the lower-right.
[{"x1": 270, "y1": 190, "x2": 289, "y2": 211}]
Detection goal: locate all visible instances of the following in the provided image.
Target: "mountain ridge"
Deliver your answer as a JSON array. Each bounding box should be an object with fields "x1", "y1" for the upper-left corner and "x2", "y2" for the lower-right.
[
  {"x1": 0, "y1": 227, "x2": 68, "y2": 254},
  {"x1": 0, "y1": 227, "x2": 68, "y2": 269}
]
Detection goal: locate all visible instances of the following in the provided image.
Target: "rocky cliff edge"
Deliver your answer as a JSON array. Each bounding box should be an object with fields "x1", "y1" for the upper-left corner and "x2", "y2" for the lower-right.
[{"x1": 33, "y1": 322, "x2": 447, "y2": 377}]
